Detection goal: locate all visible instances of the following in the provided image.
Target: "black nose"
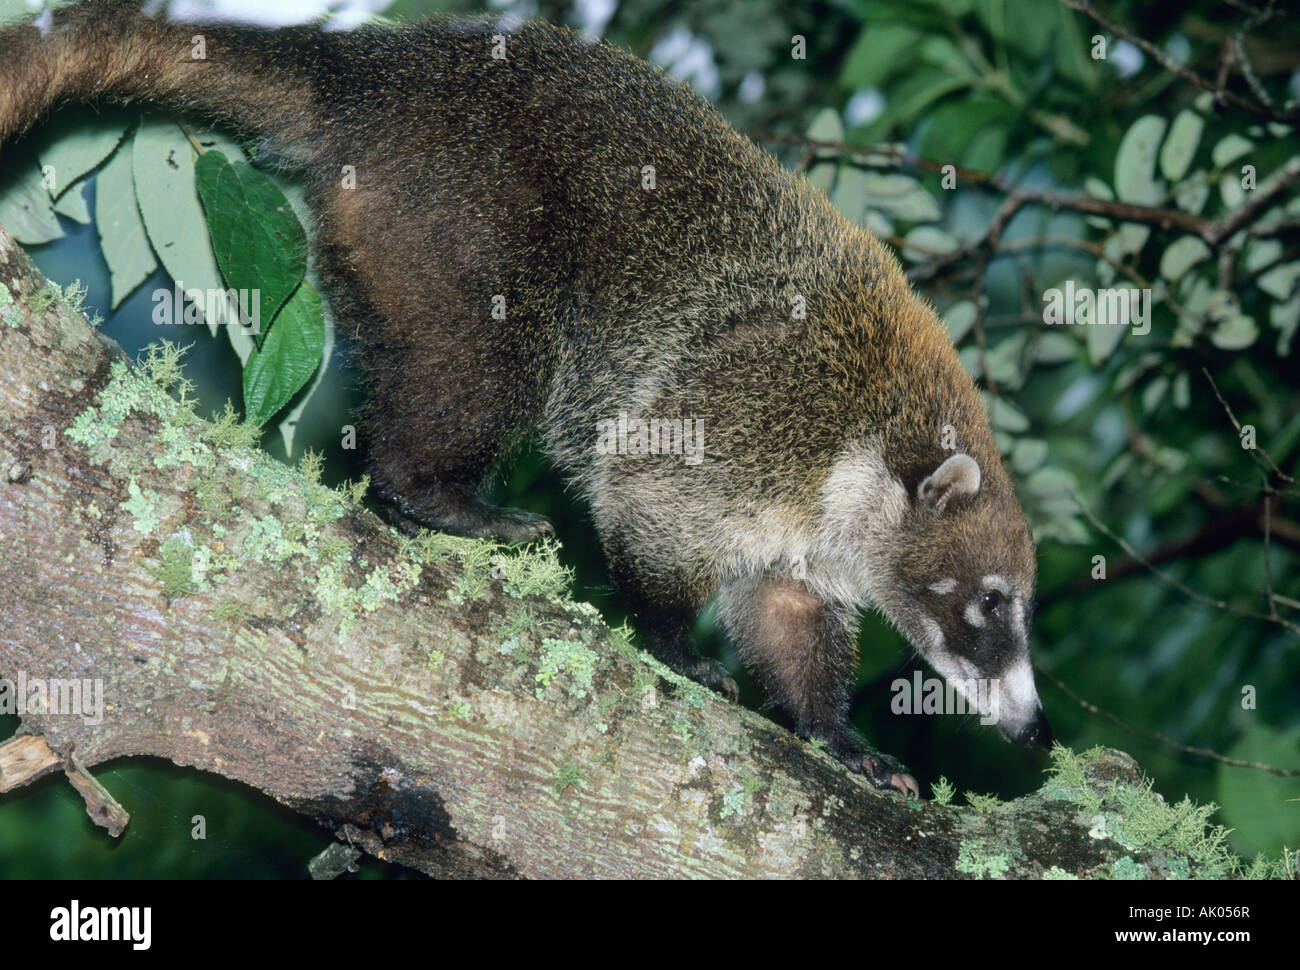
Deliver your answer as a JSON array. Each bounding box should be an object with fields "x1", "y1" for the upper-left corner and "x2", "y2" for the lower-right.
[{"x1": 1016, "y1": 710, "x2": 1053, "y2": 750}]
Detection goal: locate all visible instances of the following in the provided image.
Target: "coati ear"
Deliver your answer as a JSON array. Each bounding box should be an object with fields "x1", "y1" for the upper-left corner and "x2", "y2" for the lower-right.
[{"x1": 917, "y1": 453, "x2": 981, "y2": 511}]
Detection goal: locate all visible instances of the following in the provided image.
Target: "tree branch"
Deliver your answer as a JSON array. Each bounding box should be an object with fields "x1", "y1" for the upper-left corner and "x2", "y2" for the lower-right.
[{"x1": 0, "y1": 224, "x2": 1208, "y2": 879}]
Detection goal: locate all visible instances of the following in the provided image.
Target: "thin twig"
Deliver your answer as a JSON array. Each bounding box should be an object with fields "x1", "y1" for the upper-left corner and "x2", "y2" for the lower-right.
[
  {"x1": 1072, "y1": 491, "x2": 1300, "y2": 636},
  {"x1": 1037, "y1": 666, "x2": 1300, "y2": 776},
  {"x1": 1058, "y1": 0, "x2": 1299, "y2": 123},
  {"x1": 746, "y1": 129, "x2": 1300, "y2": 259},
  {"x1": 1264, "y1": 493, "x2": 1278, "y2": 618},
  {"x1": 1203, "y1": 368, "x2": 1295, "y2": 483}
]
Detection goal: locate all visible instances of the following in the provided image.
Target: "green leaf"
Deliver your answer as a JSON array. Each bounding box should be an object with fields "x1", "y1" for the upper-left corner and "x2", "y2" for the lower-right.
[
  {"x1": 902, "y1": 225, "x2": 958, "y2": 262},
  {"x1": 1141, "y1": 375, "x2": 1168, "y2": 414},
  {"x1": 806, "y1": 161, "x2": 837, "y2": 195},
  {"x1": 962, "y1": 123, "x2": 1009, "y2": 176},
  {"x1": 919, "y1": 96, "x2": 1014, "y2": 174},
  {"x1": 1087, "y1": 317, "x2": 1127, "y2": 364},
  {"x1": 1220, "y1": 173, "x2": 1246, "y2": 209},
  {"x1": 1159, "y1": 235, "x2": 1210, "y2": 281},
  {"x1": 1011, "y1": 438, "x2": 1048, "y2": 474},
  {"x1": 1105, "y1": 222, "x2": 1150, "y2": 262},
  {"x1": 1272, "y1": 293, "x2": 1300, "y2": 356},
  {"x1": 51, "y1": 180, "x2": 91, "y2": 224},
  {"x1": 1084, "y1": 177, "x2": 1114, "y2": 200},
  {"x1": 943, "y1": 300, "x2": 977, "y2": 344},
  {"x1": 986, "y1": 395, "x2": 1030, "y2": 432},
  {"x1": 1025, "y1": 466, "x2": 1078, "y2": 499},
  {"x1": 984, "y1": 332, "x2": 1028, "y2": 388},
  {"x1": 276, "y1": 297, "x2": 336, "y2": 457},
  {"x1": 862, "y1": 173, "x2": 942, "y2": 221},
  {"x1": 1172, "y1": 371, "x2": 1190, "y2": 408},
  {"x1": 839, "y1": 24, "x2": 921, "y2": 88},
  {"x1": 133, "y1": 121, "x2": 231, "y2": 337},
  {"x1": 863, "y1": 208, "x2": 894, "y2": 238},
  {"x1": 830, "y1": 164, "x2": 870, "y2": 222},
  {"x1": 1034, "y1": 331, "x2": 1078, "y2": 364},
  {"x1": 805, "y1": 107, "x2": 843, "y2": 145},
  {"x1": 1174, "y1": 171, "x2": 1210, "y2": 214},
  {"x1": 1114, "y1": 115, "x2": 1167, "y2": 205},
  {"x1": 95, "y1": 146, "x2": 157, "y2": 308},
  {"x1": 1055, "y1": 1, "x2": 1098, "y2": 89},
  {"x1": 0, "y1": 150, "x2": 63, "y2": 245},
  {"x1": 1210, "y1": 314, "x2": 1258, "y2": 350},
  {"x1": 242, "y1": 282, "x2": 325, "y2": 426},
  {"x1": 34, "y1": 110, "x2": 128, "y2": 199},
  {"x1": 860, "y1": 71, "x2": 970, "y2": 142},
  {"x1": 1159, "y1": 109, "x2": 1202, "y2": 182},
  {"x1": 1248, "y1": 240, "x2": 1300, "y2": 301},
  {"x1": 1211, "y1": 133, "x2": 1253, "y2": 168},
  {"x1": 194, "y1": 150, "x2": 308, "y2": 347}
]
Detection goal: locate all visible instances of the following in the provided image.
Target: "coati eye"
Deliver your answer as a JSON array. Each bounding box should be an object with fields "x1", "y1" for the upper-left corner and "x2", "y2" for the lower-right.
[{"x1": 980, "y1": 590, "x2": 1002, "y2": 616}]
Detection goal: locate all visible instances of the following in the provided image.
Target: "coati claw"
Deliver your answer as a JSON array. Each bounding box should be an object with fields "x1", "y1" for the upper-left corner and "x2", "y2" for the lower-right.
[{"x1": 849, "y1": 751, "x2": 920, "y2": 798}]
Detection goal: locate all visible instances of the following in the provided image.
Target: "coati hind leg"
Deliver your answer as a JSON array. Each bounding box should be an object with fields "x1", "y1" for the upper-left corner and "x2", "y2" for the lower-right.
[
  {"x1": 360, "y1": 336, "x2": 555, "y2": 542},
  {"x1": 316, "y1": 207, "x2": 553, "y2": 543},
  {"x1": 717, "y1": 573, "x2": 919, "y2": 797}
]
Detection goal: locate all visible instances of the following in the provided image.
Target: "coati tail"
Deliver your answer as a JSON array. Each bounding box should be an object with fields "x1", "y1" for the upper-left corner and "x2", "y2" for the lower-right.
[{"x1": 0, "y1": 0, "x2": 320, "y2": 152}]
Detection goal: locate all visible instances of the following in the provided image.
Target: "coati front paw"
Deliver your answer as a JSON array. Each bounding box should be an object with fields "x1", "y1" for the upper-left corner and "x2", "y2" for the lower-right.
[
  {"x1": 825, "y1": 734, "x2": 920, "y2": 798},
  {"x1": 380, "y1": 494, "x2": 554, "y2": 544},
  {"x1": 685, "y1": 659, "x2": 740, "y2": 702}
]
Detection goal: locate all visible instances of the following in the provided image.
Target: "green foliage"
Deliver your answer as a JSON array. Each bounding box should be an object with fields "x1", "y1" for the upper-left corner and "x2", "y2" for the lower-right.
[
  {"x1": 553, "y1": 762, "x2": 586, "y2": 795},
  {"x1": 805, "y1": 0, "x2": 1300, "y2": 866},
  {"x1": 203, "y1": 401, "x2": 263, "y2": 451},
  {"x1": 1040, "y1": 746, "x2": 1290, "y2": 879},
  {"x1": 964, "y1": 791, "x2": 1004, "y2": 814},
  {"x1": 194, "y1": 150, "x2": 324, "y2": 427},
  {"x1": 194, "y1": 150, "x2": 308, "y2": 342},
  {"x1": 931, "y1": 775, "x2": 955, "y2": 805},
  {"x1": 1215, "y1": 724, "x2": 1300, "y2": 859},
  {"x1": 534, "y1": 638, "x2": 598, "y2": 700},
  {"x1": 0, "y1": 79, "x2": 328, "y2": 447},
  {"x1": 490, "y1": 537, "x2": 574, "y2": 600},
  {"x1": 956, "y1": 838, "x2": 1012, "y2": 879}
]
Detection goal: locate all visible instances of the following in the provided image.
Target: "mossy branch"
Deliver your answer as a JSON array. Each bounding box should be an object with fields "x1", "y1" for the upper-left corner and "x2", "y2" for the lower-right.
[{"x1": 0, "y1": 224, "x2": 1273, "y2": 879}]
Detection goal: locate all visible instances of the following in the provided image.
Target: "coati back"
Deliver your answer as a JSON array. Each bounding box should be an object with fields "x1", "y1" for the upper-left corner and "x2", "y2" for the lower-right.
[{"x1": 0, "y1": 0, "x2": 1052, "y2": 793}]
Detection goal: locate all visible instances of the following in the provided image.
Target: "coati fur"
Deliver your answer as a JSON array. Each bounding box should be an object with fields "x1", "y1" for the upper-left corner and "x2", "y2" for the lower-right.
[{"x1": 0, "y1": 0, "x2": 1053, "y2": 794}]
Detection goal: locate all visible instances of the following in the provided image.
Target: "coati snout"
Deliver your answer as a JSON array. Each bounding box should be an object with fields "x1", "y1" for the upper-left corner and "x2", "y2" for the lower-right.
[
  {"x1": 0, "y1": 4, "x2": 1053, "y2": 796},
  {"x1": 886, "y1": 453, "x2": 1052, "y2": 756}
]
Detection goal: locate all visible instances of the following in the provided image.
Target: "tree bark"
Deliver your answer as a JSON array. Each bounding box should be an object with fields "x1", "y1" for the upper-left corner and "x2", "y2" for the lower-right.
[{"x1": 0, "y1": 223, "x2": 1159, "y2": 879}]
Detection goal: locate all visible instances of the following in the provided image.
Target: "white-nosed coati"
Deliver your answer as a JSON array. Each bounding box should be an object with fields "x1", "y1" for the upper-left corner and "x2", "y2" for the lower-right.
[{"x1": 1, "y1": 0, "x2": 1052, "y2": 795}]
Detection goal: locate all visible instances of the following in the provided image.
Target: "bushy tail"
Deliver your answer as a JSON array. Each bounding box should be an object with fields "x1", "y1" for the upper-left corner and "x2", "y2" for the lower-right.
[{"x1": 0, "y1": 0, "x2": 321, "y2": 152}]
